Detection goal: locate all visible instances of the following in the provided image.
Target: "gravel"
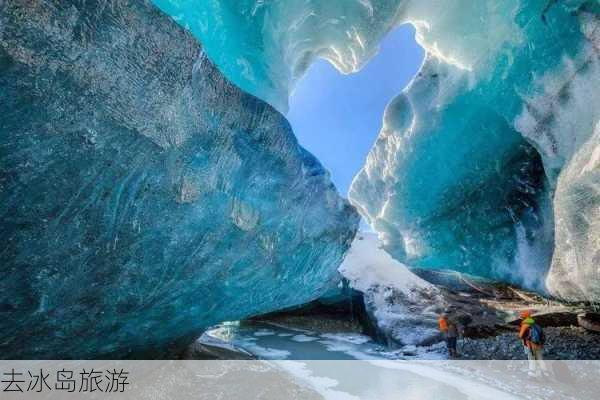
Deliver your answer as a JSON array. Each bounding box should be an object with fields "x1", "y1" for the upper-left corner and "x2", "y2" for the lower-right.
[{"x1": 458, "y1": 326, "x2": 600, "y2": 360}]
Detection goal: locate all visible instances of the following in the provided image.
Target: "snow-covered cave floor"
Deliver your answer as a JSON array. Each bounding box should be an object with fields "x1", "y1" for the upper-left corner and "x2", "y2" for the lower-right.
[
  {"x1": 186, "y1": 232, "x2": 600, "y2": 399},
  {"x1": 199, "y1": 320, "x2": 445, "y2": 361},
  {"x1": 193, "y1": 321, "x2": 600, "y2": 400}
]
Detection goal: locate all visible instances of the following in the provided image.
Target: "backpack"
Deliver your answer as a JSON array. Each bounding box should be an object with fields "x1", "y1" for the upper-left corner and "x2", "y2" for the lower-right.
[{"x1": 528, "y1": 323, "x2": 545, "y2": 345}]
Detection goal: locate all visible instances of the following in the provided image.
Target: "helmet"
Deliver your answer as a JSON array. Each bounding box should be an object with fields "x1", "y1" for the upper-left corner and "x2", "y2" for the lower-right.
[{"x1": 519, "y1": 310, "x2": 531, "y2": 318}]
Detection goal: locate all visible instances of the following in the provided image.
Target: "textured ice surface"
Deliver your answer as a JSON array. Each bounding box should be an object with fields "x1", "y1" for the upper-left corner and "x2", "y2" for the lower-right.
[
  {"x1": 156, "y1": 1, "x2": 599, "y2": 299},
  {"x1": 546, "y1": 123, "x2": 600, "y2": 301},
  {"x1": 0, "y1": 0, "x2": 358, "y2": 358},
  {"x1": 151, "y1": 0, "x2": 531, "y2": 114},
  {"x1": 350, "y1": 54, "x2": 554, "y2": 286},
  {"x1": 347, "y1": 2, "x2": 599, "y2": 296},
  {"x1": 516, "y1": 14, "x2": 600, "y2": 300},
  {"x1": 152, "y1": 0, "x2": 402, "y2": 113}
]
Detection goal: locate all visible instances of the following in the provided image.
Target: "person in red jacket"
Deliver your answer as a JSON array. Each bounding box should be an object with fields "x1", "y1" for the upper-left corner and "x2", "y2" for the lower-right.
[{"x1": 439, "y1": 312, "x2": 459, "y2": 358}]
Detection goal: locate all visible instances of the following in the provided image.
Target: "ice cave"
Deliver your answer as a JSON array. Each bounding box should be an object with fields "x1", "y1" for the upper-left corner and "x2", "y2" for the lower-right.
[
  {"x1": 152, "y1": 0, "x2": 599, "y2": 297},
  {"x1": 1, "y1": 0, "x2": 598, "y2": 358}
]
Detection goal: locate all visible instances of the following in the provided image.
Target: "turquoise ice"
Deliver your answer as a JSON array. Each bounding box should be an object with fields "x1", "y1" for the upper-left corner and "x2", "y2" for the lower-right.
[
  {"x1": 0, "y1": 0, "x2": 358, "y2": 358},
  {"x1": 155, "y1": 0, "x2": 599, "y2": 299},
  {"x1": 350, "y1": 1, "x2": 599, "y2": 298},
  {"x1": 2, "y1": 0, "x2": 599, "y2": 361}
]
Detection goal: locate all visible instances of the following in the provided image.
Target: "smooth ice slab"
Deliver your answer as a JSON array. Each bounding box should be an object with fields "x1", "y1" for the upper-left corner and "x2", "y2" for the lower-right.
[{"x1": 0, "y1": 0, "x2": 358, "y2": 358}]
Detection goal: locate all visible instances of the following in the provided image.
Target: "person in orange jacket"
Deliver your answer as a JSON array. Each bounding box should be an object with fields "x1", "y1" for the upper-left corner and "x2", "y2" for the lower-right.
[
  {"x1": 439, "y1": 312, "x2": 459, "y2": 358},
  {"x1": 518, "y1": 310, "x2": 549, "y2": 377}
]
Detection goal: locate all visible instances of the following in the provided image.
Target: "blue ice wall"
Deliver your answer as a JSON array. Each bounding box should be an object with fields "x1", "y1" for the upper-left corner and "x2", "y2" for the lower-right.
[
  {"x1": 154, "y1": 0, "x2": 599, "y2": 299},
  {"x1": 350, "y1": 2, "x2": 599, "y2": 294},
  {"x1": 0, "y1": 0, "x2": 358, "y2": 358}
]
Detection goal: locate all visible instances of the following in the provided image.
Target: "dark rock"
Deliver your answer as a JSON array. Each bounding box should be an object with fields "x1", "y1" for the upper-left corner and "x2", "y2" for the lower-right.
[
  {"x1": 462, "y1": 324, "x2": 512, "y2": 339},
  {"x1": 507, "y1": 312, "x2": 579, "y2": 327},
  {"x1": 459, "y1": 326, "x2": 600, "y2": 360},
  {"x1": 417, "y1": 333, "x2": 445, "y2": 347},
  {"x1": 578, "y1": 313, "x2": 600, "y2": 333},
  {"x1": 411, "y1": 269, "x2": 496, "y2": 294},
  {"x1": 184, "y1": 340, "x2": 255, "y2": 360},
  {"x1": 250, "y1": 288, "x2": 372, "y2": 335}
]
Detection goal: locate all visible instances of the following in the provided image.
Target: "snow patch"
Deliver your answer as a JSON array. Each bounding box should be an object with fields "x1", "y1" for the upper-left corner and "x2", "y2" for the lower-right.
[
  {"x1": 320, "y1": 333, "x2": 372, "y2": 345},
  {"x1": 339, "y1": 233, "x2": 445, "y2": 346},
  {"x1": 339, "y1": 233, "x2": 436, "y2": 294},
  {"x1": 291, "y1": 334, "x2": 319, "y2": 343},
  {"x1": 254, "y1": 329, "x2": 276, "y2": 337}
]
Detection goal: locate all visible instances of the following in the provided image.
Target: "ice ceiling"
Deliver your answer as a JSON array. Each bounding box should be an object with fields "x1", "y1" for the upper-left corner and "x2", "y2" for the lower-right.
[{"x1": 155, "y1": 0, "x2": 600, "y2": 300}]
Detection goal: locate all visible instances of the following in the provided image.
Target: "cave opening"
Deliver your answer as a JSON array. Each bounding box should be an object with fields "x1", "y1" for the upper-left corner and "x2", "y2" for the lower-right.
[
  {"x1": 287, "y1": 25, "x2": 424, "y2": 197},
  {"x1": 285, "y1": 23, "x2": 552, "y2": 291}
]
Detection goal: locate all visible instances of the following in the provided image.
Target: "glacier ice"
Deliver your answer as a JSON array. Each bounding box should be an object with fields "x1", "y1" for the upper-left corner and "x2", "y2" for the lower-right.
[
  {"x1": 349, "y1": 2, "x2": 598, "y2": 297},
  {"x1": 546, "y1": 123, "x2": 600, "y2": 301},
  {"x1": 339, "y1": 233, "x2": 444, "y2": 346},
  {"x1": 152, "y1": 0, "x2": 403, "y2": 113},
  {"x1": 150, "y1": 0, "x2": 550, "y2": 112},
  {"x1": 0, "y1": 0, "x2": 358, "y2": 358},
  {"x1": 354, "y1": 2, "x2": 598, "y2": 298},
  {"x1": 1, "y1": 0, "x2": 598, "y2": 362},
  {"x1": 154, "y1": 0, "x2": 599, "y2": 299},
  {"x1": 515, "y1": 14, "x2": 600, "y2": 300},
  {"x1": 350, "y1": 54, "x2": 555, "y2": 286}
]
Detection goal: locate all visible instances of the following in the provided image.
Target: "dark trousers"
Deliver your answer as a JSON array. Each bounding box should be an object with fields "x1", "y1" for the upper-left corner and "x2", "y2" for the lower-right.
[{"x1": 446, "y1": 336, "x2": 457, "y2": 352}]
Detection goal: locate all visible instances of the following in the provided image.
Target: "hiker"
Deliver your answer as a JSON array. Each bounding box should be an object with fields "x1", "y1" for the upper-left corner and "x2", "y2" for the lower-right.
[
  {"x1": 519, "y1": 310, "x2": 549, "y2": 377},
  {"x1": 439, "y1": 312, "x2": 459, "y2": 358}
]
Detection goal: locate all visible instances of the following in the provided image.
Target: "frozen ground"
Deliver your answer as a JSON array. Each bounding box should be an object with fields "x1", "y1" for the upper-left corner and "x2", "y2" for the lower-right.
[
  {"x1": 199, "y1": 321, "x2": 444, "y2": 361},
  {"x1": 196, "y1": 321, "x2": 600, "y2": 400}
]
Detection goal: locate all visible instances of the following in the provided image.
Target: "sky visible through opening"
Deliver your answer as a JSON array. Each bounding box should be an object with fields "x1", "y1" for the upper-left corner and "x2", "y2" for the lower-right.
[{"x1": 288, "y1": 25, "x2": 424, "y2": 196}]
